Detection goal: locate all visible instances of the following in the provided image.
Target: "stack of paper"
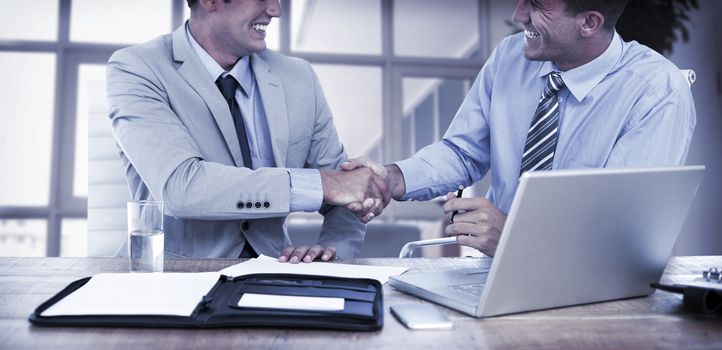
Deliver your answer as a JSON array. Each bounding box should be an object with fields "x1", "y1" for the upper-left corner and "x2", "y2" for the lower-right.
[{"x1": 219, "y1": 255, "x2": 408, "y2": 284}]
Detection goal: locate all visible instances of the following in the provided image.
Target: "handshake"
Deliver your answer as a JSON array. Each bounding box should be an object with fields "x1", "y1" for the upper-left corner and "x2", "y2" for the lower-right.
[{"x1": 320, "y1": 157, "x2": 405, "y2": 223}]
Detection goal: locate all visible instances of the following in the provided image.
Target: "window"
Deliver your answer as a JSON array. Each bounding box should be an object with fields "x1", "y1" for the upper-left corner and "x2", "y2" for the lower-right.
[
  {"x1": 0, "y1": 0, "x2": 489, "y2": 257},
  {"x1": 402, "y1": 77, "x2": 472, "y2": 156},
  {"x1": 394, "y1": 0, "x2": 480, "y2": 58},
  {"x1": 70, "y1": 0, "x2": 173, "y2": 44},
  {"x1": 0, "y1": 220, "x2": 47, "y2": 257},
  {"x1": 0, "y1": 52, "x2": 56, "y2": 207},
  {"x1": 291, "y1": 0, "x2": 382, "y2": 55},
  {"x1": 0, "y1": 0, "x2": 58, "y2": 41},
  {"x1": 313, "y1": 65, "x2": 383, "y2": 160}
]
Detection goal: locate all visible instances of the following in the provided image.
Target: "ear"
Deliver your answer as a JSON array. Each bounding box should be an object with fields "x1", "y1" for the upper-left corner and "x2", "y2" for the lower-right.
[{"x1": 578, "y1": 10, "x2": 605, "y2": 37}]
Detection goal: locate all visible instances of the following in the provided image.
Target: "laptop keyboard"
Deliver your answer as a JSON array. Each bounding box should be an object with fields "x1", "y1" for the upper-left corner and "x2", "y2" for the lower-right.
[{"x1": 450, "y1": 282, "x2": 486, "y2": 297}]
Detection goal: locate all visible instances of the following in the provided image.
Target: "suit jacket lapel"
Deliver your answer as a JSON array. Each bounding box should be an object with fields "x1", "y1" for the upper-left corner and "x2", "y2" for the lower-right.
[
  {"x1": 252, "y1": 53, "x2": 289, "y2": 166},
  {"x1": 171, "y1": 26, "x2": 244, "y2": 167}
]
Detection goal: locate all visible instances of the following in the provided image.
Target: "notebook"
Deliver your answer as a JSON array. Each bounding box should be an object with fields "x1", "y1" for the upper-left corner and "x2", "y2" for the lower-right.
[{"x1": 389, "y1": 166, "x2": 705, "y2": 317}]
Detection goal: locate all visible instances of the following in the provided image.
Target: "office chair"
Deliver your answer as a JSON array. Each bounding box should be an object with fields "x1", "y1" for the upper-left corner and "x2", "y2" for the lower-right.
[
  {"x1": 398, "y1": 69, "x2": 696, "y2": 258},
  {"x1": 87, "y1": 80, "x2": 131, "y2": 256}
]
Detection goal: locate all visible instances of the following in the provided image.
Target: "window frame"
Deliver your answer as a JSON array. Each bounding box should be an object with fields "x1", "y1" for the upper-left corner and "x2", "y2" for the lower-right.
[{"x1": 0, "y1": 0, "x2": 181, "y2": 256}]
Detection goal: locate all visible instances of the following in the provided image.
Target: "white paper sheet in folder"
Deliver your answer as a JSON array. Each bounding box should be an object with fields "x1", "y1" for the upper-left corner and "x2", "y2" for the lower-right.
[{"x1": 219, "y1": 255, "x2": 408, "y2": 284}]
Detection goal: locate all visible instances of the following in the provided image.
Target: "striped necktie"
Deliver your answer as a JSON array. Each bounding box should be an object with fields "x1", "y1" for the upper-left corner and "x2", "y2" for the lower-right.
[{"x1": 520, "y1": 72, "x2": 565, "y2": 175}]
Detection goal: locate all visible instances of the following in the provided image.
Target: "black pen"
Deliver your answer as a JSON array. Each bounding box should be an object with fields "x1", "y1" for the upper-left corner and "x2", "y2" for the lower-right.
[{"x1": 450, "y1": 185, "x2": 464, "y2": 224}]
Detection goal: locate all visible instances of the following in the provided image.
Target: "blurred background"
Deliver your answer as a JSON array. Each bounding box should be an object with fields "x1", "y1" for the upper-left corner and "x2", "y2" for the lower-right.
[{"x1": 0, "y1": 0, "x2": 720, "y2": 258}]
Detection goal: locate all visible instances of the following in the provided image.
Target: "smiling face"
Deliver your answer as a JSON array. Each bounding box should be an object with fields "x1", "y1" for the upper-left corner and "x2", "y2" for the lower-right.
[
  {"x1": 511, "y1": 0, "x2": 585, "y2": 71},
  {"x1": 209, "y1": 0, "x2": 281, "y2": 58}
]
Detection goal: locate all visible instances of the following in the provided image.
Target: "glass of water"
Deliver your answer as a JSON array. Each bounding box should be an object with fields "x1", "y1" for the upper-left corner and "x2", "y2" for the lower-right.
[{"x1": 127, "y1": 200, "x2": 164, "y2": 272}]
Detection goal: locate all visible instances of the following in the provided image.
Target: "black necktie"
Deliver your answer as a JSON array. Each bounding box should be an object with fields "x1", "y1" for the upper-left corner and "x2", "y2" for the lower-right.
[
  {"x1": 520, "y1": 72, "x2": 566, "y2": 175},
  {"x1": 216, "y1": 75, "x2": 253, "y2": 168}
]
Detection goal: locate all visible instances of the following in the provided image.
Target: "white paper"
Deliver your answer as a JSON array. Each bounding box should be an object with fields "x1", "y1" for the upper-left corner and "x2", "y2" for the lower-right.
[
  {"x1": 219, "y1": 255, "x2": 408, "y2": 284},
  {"x1": 238, "y1": 293, "x2": 345, "y2": 311},
  {"x1": 41, "y1": 272, "x2": 221, "y2": 317}
]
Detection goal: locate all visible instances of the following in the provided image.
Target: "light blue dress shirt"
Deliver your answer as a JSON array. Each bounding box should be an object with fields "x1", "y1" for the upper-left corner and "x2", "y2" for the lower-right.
[
  {"x1": 396, "y1": 32, "x2": 696, "y2": 214},
  {"x1": 186, "y1": 26, "x2": 322, "y2": 212}
]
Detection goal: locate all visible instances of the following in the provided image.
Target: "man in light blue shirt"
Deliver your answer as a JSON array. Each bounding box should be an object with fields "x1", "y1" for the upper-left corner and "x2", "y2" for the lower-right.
[{"x1": 344, "y1": 0, "x2": 695, "y2": 256}]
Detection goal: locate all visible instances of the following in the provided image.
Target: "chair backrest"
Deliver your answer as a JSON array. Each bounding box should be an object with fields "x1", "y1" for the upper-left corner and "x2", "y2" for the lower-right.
[
  {"x1": 680, "y1": 69, "x2": 696, "y2": 87},
  {"x1": 87, "y1": 80, "x2": 129, "y2": 256}
]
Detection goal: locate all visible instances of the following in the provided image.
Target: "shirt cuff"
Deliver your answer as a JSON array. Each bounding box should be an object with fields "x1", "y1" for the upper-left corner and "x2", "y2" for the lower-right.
[
  {"x1": 288, "y1": 168, "x2": 323, "y2": 212},
  {"x1": 394, "y1": 158, "x2": 432, "y2": 201}
]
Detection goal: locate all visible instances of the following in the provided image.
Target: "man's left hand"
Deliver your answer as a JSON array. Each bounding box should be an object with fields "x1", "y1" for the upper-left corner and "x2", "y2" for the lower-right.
[
  {"x1": 278, "y1": 245, "x2": 336, "y2": 263},
  {"x1": 442, "y1": 193, "x2": 507, "y2": 256}
]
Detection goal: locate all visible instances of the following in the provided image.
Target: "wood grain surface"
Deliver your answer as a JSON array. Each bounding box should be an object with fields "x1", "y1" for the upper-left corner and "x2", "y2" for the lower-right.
[{"x1": 1, "y1": 256, "x2": 721, "y2": 349}]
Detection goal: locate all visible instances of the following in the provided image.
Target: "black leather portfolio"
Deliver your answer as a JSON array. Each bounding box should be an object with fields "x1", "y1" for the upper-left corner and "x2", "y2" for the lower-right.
[
  {"x1": 651, "y1": 267, "x2": 722, "y2": 315},
  {"x1": 29, "y1": 273, "x2": 383, "y2": 331}
]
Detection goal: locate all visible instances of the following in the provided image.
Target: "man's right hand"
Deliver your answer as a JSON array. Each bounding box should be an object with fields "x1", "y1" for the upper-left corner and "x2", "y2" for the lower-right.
[
  {"x1": 339, "y1": 157, "x2": 407, "y2": 221},
  {"x1": 442, "y1": 192, "x2": 506, "y2": 257},
  {"x1": 341, "y1": 157, "x2": 406, "y2": 200},
  {"x1": 320, "y1": 167, "x2": 389, "y2": 223}
]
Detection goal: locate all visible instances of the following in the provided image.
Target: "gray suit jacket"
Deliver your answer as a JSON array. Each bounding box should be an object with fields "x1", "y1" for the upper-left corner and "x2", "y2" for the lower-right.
[{"x1": 106, "y1": 26, "x2": 365, "y2": 259}]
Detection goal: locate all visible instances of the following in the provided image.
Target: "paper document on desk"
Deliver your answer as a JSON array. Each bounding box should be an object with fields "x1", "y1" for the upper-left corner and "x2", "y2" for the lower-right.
[
  {"x1": 238, "y1": 293, "x2": 345, "y2": 311},
  {"x1": 41, "y1": 272, "x2": 220, "y2": 317},
  {"x1": 219, "y1": 255, "x2": 408, "y2": 284}
]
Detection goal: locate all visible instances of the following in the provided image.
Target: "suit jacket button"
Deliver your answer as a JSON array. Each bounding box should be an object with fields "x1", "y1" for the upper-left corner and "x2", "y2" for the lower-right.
[
  {"x1": 236, "y1": 201, "x2": 244, "y2": 209},
  {"x1": 254, "y1": 201, "x2": 262, "y2": 209},
  {"x1": 242, "y1": 221, "x2": 250, "y2": 231},
  {"x1": 245, "y1": 201, "x2": 253, "y2": 209},
  {"x1": 263, "y1": 201, "x2": 270, "y2": 209}
]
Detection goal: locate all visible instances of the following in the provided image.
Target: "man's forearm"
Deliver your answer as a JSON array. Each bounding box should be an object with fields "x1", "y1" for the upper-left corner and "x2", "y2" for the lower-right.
[{"x1": 384, "y1": 164, "x2": 406, "y2": 200}]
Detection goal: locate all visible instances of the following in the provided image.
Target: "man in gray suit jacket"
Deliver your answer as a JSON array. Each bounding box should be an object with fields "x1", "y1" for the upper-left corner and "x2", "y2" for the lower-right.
[{"x1": 106, "y1": 0, "x2": 386, "y2": 262}]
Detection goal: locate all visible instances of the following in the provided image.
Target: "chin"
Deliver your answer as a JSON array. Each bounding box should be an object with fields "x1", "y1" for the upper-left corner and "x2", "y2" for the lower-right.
[
  {"x1": 249, "y1": 44, "x2": 267, "y2": 54},
  {"x1": 522, "y1": 48, "x2": 541, "y2": 61}
]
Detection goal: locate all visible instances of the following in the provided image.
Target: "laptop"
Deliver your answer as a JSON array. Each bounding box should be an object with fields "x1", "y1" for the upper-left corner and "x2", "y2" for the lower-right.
[{"x1": 389, "y1": 166, "x2": 705, "y2": 318}]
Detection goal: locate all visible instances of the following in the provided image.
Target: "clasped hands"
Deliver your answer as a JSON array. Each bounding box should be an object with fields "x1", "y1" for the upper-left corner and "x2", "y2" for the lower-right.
[
  {"x1": 279, "y1": 158, "x2": 392, "y2": 264},
  {"x1": 320, "y1": 157, "x2": 398, "y2": 223},
  {"x1": 284, "y1": 157, "x2": 508, "y2": 263},
  {"x1": 322, "y1": 157, "x2": 508, "y2": 257}
]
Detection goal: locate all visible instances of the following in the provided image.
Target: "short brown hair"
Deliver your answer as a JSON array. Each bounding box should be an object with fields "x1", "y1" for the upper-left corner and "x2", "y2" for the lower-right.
[{"x1": 563, "y1": 0, "x2": 629, "y2": 31}]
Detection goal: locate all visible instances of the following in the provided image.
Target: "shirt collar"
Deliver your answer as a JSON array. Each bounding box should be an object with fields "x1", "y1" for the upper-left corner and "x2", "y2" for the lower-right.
[
  {"x1": 185, "y1": 23, "x2": 253, "y2": 97},
  {"x1": 538, "y1": 31, "x2": 623, "y2": 102}
]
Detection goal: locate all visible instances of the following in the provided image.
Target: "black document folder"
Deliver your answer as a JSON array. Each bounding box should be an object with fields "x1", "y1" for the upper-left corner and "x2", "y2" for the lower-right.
[
  {"x1": 651, "y1": 267, "x2": 722, "y2": 314},
  {"x1": 29, "y1": 273, "x2": 383, "y2": 331}
]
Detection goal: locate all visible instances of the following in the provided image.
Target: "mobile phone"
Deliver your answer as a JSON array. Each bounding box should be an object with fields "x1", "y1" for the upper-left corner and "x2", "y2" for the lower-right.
[{"x1": 390, "y1": 304, "x2": 453, "y2": 330}]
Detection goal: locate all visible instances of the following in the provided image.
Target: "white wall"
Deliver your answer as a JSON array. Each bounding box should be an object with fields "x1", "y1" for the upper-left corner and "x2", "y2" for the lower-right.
[{"x1": 668, "y1": 0, "x2": 722, "y2": 255}]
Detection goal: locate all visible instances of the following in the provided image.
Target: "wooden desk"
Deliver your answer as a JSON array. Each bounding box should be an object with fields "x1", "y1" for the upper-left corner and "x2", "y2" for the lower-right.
[{"x1": 1, "y1": 256, "x2": 721, "y2": 349}]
